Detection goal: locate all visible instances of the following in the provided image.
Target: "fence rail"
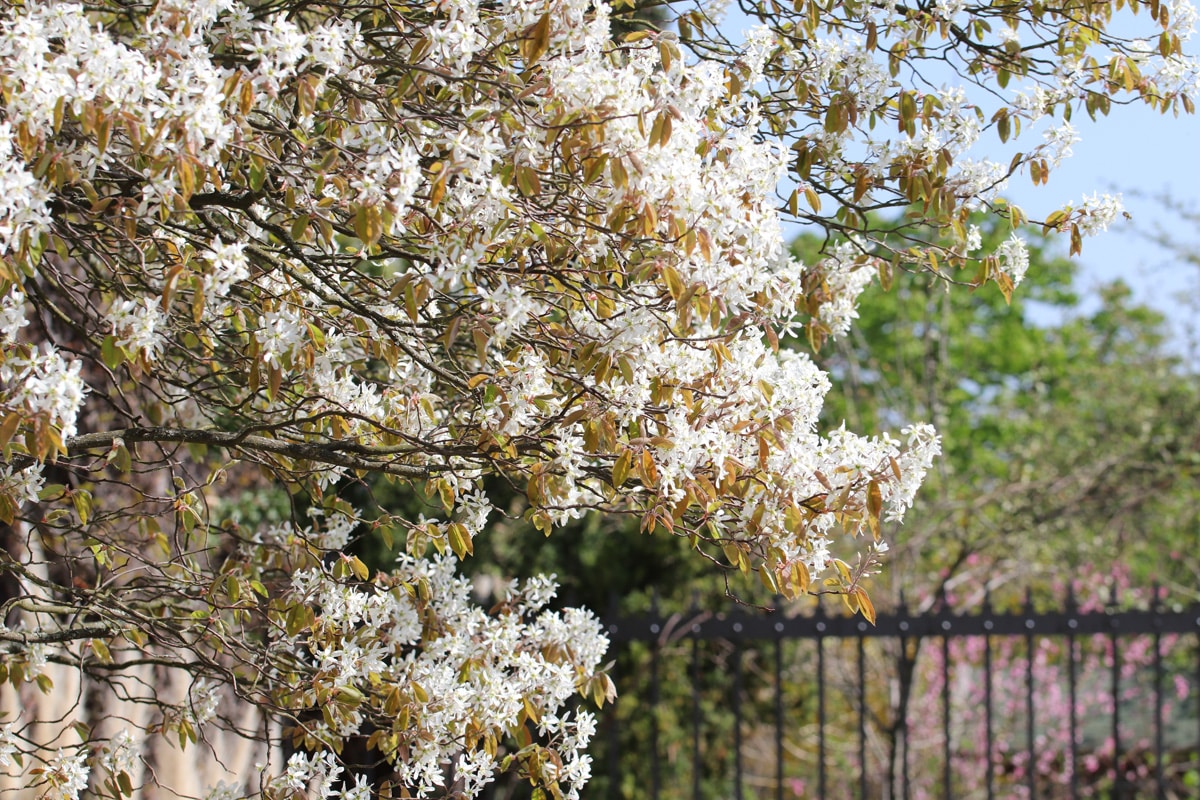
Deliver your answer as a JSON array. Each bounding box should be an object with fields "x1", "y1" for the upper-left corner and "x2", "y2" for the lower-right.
[{"x1": 596, "y1": 594, "x2": 1200, "y2": 800}]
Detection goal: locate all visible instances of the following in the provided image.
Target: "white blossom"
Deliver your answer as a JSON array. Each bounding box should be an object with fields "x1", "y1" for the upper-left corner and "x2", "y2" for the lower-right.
[
  {"x1": 205, "y1": 782, "x2": 240, "y2": 800},
  {"x1": 933, "y1": 0, "x2": 966, "y2": 19},
  {"x1": 340, "y1": 775, "x2": 372, "y2": 800},
  {"x1": 0, "y1": 0, "x2": 1191, "y2": 794},
  {"x1": 204, "y1": 238, "x2": 252, "y2": 312},
  {"x1": 1076, "y1": 192, "x2": 1124, "y2": 237},
  {"x1": 965, "y1": 225, "x2": 983, "y2": 252},
  {"x1": 185, "y1": 678, "x2": 220, "y2": 726},
  {"x1": 0, "y1": 724, "x2": 17, "y2": 768},
  {"x1": 256, "y1": 307, "x2": 307, "y2": 367},
  {"x1": 816, "y1": 242, "x2": 876, "y2": 337},
  {"x1": 1043, "y1": 121, "x2": 1081, "y2": 168},
  {"x1": 109, "y1": 297, "x2": 167, "y2": 360},
  {"x1": 0, "y1": 289, "x2": 28, "y2": 343},
  {"x1": 456, "y1": 750, "x2": 497, "y2": 798},
  {"x1": 998, "y1": 25, "x2": 1021, "y2": 46},
  {"x1": 279, "y1": 555, "x2": 609, "y2": 799},
  {"x1": 10, "y1": 344, "x2": 87, "y2": 439},
  {"x1": 273, "y1": 750, "x2": 344, "y2": 798},
  {"x1": 0, "y1": 465, "x2": 44, "y2": 507},
  {"x1": 98, "y1": 730, "x2": 139, "y2": 776},
  {"x1": 43, "y1": 748, "x2": 89, "y2": 800},
  {"x1": 996, "y1": 233, "x2": 1031, "y2": 286}
]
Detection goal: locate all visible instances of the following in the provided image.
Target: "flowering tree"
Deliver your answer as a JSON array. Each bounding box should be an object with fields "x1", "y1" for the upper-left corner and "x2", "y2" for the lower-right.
[{"x1": 0, "y1": 0, "x2": 1196, "y2": 797}]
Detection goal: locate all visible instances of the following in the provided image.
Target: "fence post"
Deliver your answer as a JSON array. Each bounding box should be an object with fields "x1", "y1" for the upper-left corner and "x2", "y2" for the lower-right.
[
  {"x1": 1110, "y1": 579, "x2": 1124, "y2": 800},
  {"x1": 983, "y1": 588, "x2": 995, "y2": 800},
  {"x1": 1067, "y1": 583, "x2": 1080, "y2": 800},
  {"x1": 857, "y1": 629, "x2": 868, "y2": 800},
  {"x1": 1024, "y1": 588, "x2": 1036, "y2": 800},
  {"x1": 1153, "y1": 584, "x2": 1165, "y2": 800},
  {"x1": 773, "y1": 611, "x2": 784, "y2": 800}
]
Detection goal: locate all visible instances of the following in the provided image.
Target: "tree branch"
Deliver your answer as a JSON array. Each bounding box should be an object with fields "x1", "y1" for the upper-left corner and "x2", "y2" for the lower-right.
[
  {"x1": 0, "y1": 622, "x2": 120, "y2": 645},
  {"x1": 5, "y1": 427, "x2": 431, "y2": 478}
]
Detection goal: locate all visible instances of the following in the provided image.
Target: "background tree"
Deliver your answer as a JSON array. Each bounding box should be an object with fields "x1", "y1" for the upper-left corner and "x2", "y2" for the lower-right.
[
  {"x1": 0, "y1": 0, "x2": 1196, "y2": 797},
  {"x1": 804, "y1": 222, "x2": 1200, "y2": 604}
]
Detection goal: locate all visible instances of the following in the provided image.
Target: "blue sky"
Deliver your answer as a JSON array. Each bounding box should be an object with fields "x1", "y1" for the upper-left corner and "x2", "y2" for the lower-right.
[{"x1": 1000, "y1": 98, "x2": 1200, "y2": 334}]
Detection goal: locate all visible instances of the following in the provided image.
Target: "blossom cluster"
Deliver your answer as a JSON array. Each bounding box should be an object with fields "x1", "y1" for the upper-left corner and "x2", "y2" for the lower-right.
[
  {"x1": 275, "y1": 554, "x2": 609, "y2": 799},
  {"x1": 0, "y1": 732, "x2": 139, "y2": 800}
]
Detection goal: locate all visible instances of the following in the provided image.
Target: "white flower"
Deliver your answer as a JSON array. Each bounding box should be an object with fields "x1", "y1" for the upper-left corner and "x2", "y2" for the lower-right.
[
  {"x1": 43, "y1": 748, "x2": 89, "y2": 800},
  {"x1": 275, "y1": 555, "x2": 609, "y2": 799},
  {"x1": 0, "y1": 724, "x2": 17, "y2": 768},
  {"x1": 24, "y1": 641, "x2": 47, "y2": 680},
  {"x1": 279, "y1": 752, "x2": 315, "y2": 792},
  {"x1": 0, "y1": 289, "x2": 28, "y2": 343},
  {"x1": 245, "y1": 15, "x2": 310, "y2": 90},
  {"x1": 1076, "y1": 192, "x2": 1124, "y2": 237},
  {"x1": 15, "y1": 344, "x2": 88, "y2": 439},
  {"x1": 1042, "y1": 121, "x2": 1080, "y2": 168},
  {"x1": 109, "y1": 297, "x2": 167, "y2": 360},
  {"x1": 340, "y1": 774, "x2": 372, "y2": 800},
  {"x1": 477, "y1": 279, "x2": 540, "y2": 345},
  {"x1": 203, "y1": 238, "x2": 251, "y2": 314},
  {"x1": 274, "y1": 750, "x2": 344, "y2": 798},
  {"x1": 933, "y1": 0, "x2": 966, "y2": 18},
  {"x1": 455, "y1": 488, "x2": 493, "y2": 538},
  {"x1": 0, "y1": 465, "x2": 44, "y2": 507},
  {"x1": 456, "y1": 750, "x2": 497, "y2": 799},
  {"x1": 1169, "y1": 0, "x2": 1198, "y2": 37},
  {"x1": 351, "y1": 143, "x2": 422, "y2": 218},
  {"x1": 0, "y1": 135, "x2": 52, "y2": 255},
  {"x1": 185, "y1": 678, "x2": 220, "y2": 726},
  {"x1": 965, "y1": 224, "x2": 982, "y2": 252},
  {"x1": 204, "y1": 782, "x2": 240, "y2": 800},
  {"x1": 816, "y1": 242, "x2": 875, "y2": 337},
  {"x1": 314, "y1": 511, "x2": 358, "y2": 551},
  {"x1": 99, "y1": 730, "x2": 139, "y2": 775},
  {"x1": 1128, "y1": 39, "x2": 1155, "y2": 62},
  {"x1": 256, "y1": 306, "x2": 307, "y2": 368},
  {"x1": 995, "y1": 233, "x2": 1030, "y2": 286}
]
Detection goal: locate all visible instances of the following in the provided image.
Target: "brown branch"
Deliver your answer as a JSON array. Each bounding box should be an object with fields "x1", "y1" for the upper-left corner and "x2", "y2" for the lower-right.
[
  {"x1": 5, "y1": 427, "x2": 431, "y2": 478},
  {"x1": 0, "y1": 622, "x2": 120, "y2": 645}
]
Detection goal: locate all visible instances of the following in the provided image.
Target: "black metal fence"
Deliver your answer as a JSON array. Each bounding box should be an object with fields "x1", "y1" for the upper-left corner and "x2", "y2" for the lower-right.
[{"x1": 594, "y1": 591, "x2": 1200, "y2": 800}]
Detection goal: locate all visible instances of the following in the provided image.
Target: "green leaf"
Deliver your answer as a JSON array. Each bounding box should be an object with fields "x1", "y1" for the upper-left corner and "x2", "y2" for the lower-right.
[
  {"x1": 353, "y1": 205, "x2": 383, "y2": 246},
  {"x1": 91, "y1": 638, "x2": 112, "y2": 663},
  {"x1": 521, "y1": 15, "x2": 552, "y2": 66},
  {"x1": 101, "y1": 335, "x2": 124, "y2": 369},
  {"x1": 447, "y1": 522, "x2": 473, "y2": 558},
  {"x1": 612, "y1": 449, "x2": 631, "y2": 487},
  {"x1": 38, "y1": 483, "x2": 66, "y2": 501},
  {"x1": 72, "y1": 489, "x2": 93, "y2": 526},
  {"x1": 855, "y1": 589, "x2": 876, "y2": 625}
]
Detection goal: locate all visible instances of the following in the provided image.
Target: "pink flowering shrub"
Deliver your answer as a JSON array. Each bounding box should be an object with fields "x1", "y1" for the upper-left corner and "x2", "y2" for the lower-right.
[{"x1": 900, "y1": 573, "x2": 1195, "y2": 799}]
